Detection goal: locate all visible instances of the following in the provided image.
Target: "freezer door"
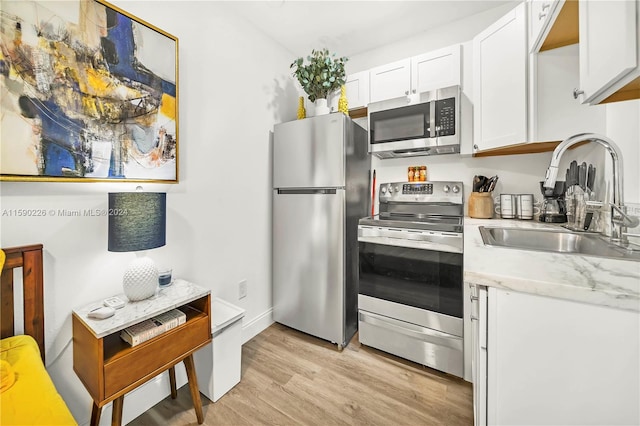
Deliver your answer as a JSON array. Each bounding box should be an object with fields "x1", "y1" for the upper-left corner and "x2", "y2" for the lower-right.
[
  {"x1": 273, "y1": 114, "x2": 346, "y2": 189},
  {"x1": 273, "y1": 189, "x2": 345, "y2": 345}
]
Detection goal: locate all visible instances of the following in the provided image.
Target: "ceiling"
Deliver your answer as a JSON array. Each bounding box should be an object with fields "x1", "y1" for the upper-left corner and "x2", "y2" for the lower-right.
[{"x1": 224, "y1": 1, "x2": 518, "y2": 58}]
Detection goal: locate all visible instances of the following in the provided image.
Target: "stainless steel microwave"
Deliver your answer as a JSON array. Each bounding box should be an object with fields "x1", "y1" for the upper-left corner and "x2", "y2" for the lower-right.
[{"x1": 368, "y1": 85, "x2": 461, "y2": 158}]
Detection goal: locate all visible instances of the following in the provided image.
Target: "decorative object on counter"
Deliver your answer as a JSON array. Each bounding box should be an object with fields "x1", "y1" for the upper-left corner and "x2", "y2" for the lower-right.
[
  {"x1": 564, "y1": 160, "x2": 599, "y2": 231},
  {"x1": 338, "y1": 85, "x2": 348, "y2": 115},
  {"x1": 290, "y1": 48, "x2": 348, "y2": 116},
  {"x1": 420, "y1": 166, "x2": 427, "y2": 181},
  {"x1": 297, "y1": 96, "x2": 306, "y2": 120},
  {"x1": 469, "y1": 192, "x2": 494, "y2": 219},
  {"x1": 108, "y1": 189, "x2": 167, "y2": 301}
]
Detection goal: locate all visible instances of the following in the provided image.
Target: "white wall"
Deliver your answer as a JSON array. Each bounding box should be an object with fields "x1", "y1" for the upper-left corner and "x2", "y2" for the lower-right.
[{"x1": 0, "y1": 1, "x2": 298, "y2": 424}]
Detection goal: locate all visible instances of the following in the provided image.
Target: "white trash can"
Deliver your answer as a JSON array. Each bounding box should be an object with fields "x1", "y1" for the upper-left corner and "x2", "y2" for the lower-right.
[{"x1": 194, "y1": 297, "x2": 245, "y2": 402}]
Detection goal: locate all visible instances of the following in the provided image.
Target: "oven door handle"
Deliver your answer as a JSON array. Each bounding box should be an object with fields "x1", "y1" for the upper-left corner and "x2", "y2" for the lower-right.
[
  {"x1": 359, "y1": 311, "x2": 463, "y2": 351},
  {"x1": 358, "y1": 226, "x2": 463, "y2": 254}
]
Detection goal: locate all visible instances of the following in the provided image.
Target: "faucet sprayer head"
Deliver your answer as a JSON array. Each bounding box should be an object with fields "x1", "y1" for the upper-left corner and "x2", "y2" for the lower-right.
[{"x1": 543, "y1": 166, "x2": 558, "y2": 189}]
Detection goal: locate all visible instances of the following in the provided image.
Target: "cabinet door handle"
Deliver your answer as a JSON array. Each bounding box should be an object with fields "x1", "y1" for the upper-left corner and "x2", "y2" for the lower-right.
[
  {"x1": 573, "y1": 88, "x2": 584, "y2": 99},
  {"x1": 470, "y1": 295, "x2": 479, "y2": 302},
  {"x1": 470, "y1": 316, "x2": 479, "y2": 321},
  {"x1": 542, "y1": 2, "x2": 551, "y2": 10},
  {"x1": 539, "y1": 11, "x2": 547, "y2": 20}
]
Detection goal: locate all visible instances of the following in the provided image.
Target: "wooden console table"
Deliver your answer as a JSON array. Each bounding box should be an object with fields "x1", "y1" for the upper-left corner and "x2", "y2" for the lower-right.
[{"x1": 72, "y1": 280, "x2": 211, "y2": 425}]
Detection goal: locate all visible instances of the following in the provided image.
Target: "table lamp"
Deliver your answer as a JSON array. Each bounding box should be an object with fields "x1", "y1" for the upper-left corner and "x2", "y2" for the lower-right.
[{"x1": 108, "y1": 191, "x2": 166, "y2": 301}]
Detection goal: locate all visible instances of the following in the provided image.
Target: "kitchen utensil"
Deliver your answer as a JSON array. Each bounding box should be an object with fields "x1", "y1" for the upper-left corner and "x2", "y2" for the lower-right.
[
  {"x1": 587, "y1": 165, "x2": 595, "y2": 192},
  {"x1": 473, "y1": 175, "x2": 486, "y2": 192},
  {"x1": 570, "y1": 160, "x2": 578, "y2": 187},
  {"x1": 579, "y1": 162, "x2": 587, "y2": 190},
  {"x1": 583, "y1": 212, "x2": 593, "y2": 231},
  {"x1": 487, "y1": 175, "x2": 499, "y2": 192}
]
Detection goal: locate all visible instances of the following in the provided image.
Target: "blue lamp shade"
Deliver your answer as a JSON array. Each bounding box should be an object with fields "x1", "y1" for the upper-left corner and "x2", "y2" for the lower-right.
[{"x1": 108, "y1": 192, "x2": 166, "y2": 252}]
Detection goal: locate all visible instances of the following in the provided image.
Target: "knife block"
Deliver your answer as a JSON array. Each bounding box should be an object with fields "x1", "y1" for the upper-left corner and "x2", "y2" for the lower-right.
[{"x1": 468, "y1": 192, "x2": 494, "y2": 219}]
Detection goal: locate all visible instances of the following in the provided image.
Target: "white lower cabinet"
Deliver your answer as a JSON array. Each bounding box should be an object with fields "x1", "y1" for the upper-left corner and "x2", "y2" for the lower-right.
[{"x1": 473, "y1": 286, "x2": 640, "y2": 425}]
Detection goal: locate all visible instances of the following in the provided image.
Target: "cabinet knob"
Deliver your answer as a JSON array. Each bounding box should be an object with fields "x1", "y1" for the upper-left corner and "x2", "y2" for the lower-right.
[
  {"x1": 539, "y1": 11, "x2": 547, "y2": 20},
  {"x1": 542, "y1": 2, "x2": 551, "y2": 10},
  {"x1": 405, "y1": 90, "x2": 409, "y2": 96},
  {"x1": 412, "y1": 89, "x2": 416, "y2": 94},
  {"x1": 573, "y1": 88, "x2": 584, "y2": 99},
  {"x1": 473, "y1": 144, "x2": 479, "y2": 150}
]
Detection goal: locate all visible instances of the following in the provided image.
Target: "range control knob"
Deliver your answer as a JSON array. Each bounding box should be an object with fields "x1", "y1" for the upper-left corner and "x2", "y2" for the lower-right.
[
  {"x1": 443, "y1": 185, "x2": 451, "y2": 193},
  {"x1": 394, "y1": 185, "x2": 400, "y2": 193},
  {"x1": 381, "y1": 186, "x2": 387, "y2": 194},
  {"x1": 452, "y1": 185, "x2": 460, "y2": 194},
  {"x1": 387, "y1": 185, "x2": 394, "y2": 194}
]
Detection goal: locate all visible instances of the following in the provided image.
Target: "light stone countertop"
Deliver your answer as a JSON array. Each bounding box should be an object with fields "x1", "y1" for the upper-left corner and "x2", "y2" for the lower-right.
[
  {"x1": 464, "y1": 218, "x2": 640, "y2": 312},
  {"x1": 73, "y1": 279, "x2": 210, "y2": 338}
]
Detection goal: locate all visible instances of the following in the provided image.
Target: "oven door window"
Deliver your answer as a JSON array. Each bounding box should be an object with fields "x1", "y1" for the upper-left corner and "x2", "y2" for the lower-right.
[
  {"x1": 370, "y1": 103, "x2": 431, "y2": 144},
  {"x1": 358, "y1": 242, "x2": 462, "y2": 318}
]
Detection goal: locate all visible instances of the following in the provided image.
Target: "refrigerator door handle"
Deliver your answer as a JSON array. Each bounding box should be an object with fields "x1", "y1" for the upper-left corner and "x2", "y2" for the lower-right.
[{"x1": 277, "y1": 188, "x2": 338, "y2": 195}]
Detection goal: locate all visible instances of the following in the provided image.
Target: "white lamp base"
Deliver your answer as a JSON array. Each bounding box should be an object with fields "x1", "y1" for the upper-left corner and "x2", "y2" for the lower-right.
[{"x1": 123, "y1": 257, "x2": 158, "y2": 301}]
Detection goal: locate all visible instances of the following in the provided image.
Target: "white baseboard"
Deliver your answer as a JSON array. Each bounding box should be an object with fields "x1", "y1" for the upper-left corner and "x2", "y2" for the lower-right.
[{"x1": 241, "y1": 307, "x2": 273, "y2": 344}]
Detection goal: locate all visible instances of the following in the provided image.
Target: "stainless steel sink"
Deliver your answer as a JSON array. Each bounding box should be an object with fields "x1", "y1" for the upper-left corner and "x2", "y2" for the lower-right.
[{"x1": 479, "y1": 226, "x2": 640, "y2": 261}]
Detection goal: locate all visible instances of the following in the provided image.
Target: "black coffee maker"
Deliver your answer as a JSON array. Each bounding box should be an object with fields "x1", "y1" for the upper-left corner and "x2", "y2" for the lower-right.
[{"x1": 539, "y1": 181, "x2": 567, "y2": 223}]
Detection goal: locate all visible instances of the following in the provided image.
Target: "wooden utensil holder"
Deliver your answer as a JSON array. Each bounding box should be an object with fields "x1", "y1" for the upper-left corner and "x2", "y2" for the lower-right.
[{"x1": 468, "y1": 192, "x2": 494, "y2": 219}]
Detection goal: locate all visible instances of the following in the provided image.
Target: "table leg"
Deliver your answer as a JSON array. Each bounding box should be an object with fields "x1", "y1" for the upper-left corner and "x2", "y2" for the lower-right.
[
  {"x1": 111, "y1": 396, "x2": 124, "y2": 426},
  {"x1": 184, "y1": 354, "x2": 204, "y2": 424},
  {"x1": 90, "y1": 402, "x2": 101, "y2": 426},
  {"x1": 169, "y1": 366, "x2": 178, "y2": 399}
]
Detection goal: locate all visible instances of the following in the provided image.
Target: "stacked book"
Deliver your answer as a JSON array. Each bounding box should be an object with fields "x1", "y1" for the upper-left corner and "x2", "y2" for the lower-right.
[{"x1": 120, "y1": 308, "x2": 186, "y2": 346}]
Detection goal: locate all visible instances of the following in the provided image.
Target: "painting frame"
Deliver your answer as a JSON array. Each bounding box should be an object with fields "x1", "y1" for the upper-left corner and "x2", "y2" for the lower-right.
[{"x1": 0, "y1": 0, "x2": 179, "y2": 183}]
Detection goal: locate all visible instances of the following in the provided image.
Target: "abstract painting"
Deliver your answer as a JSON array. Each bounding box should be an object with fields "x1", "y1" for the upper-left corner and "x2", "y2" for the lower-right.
[{"x1": 0, "y1": 0, "x2": 178, "y2": 182}]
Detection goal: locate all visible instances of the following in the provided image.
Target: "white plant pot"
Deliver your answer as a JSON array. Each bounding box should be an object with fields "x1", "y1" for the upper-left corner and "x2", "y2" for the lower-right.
[{"x1": 314, "y1": 98, "x2": 330, "y2": 116}]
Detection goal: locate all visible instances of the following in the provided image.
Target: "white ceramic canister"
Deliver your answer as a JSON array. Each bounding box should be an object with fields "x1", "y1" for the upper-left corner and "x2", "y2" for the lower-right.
[
  {"x1": 495, "y1": 194, "x2": 517, "y2": 219},
  {"x1": 516, "y1": 194, "x2": 535, "y2": 220}
]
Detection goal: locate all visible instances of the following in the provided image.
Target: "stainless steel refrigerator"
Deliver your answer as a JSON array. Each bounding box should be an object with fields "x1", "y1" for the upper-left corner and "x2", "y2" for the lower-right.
[{"x1": 273, "y1": 113, "x2": 369, "y2": 349}]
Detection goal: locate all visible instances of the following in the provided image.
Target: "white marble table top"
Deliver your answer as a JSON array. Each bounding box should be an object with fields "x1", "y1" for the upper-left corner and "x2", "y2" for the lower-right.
[
  {"x1": 73, "y1": 279, "x2": 210, "y2": 338},
  {"x1": 464, "y1": 218, "x2": 640, "y2": 312}
]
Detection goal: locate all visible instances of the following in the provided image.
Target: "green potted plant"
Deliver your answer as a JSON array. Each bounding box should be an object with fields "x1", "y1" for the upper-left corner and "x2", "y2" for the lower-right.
[{"x1": 290, "y1": 48, "x2": 348, "y2": 115}]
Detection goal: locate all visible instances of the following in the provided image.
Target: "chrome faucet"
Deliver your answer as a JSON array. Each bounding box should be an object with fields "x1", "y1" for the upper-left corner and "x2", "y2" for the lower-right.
[{"x1": 543, "y1": 133, "x2": 639, "y2": 245}]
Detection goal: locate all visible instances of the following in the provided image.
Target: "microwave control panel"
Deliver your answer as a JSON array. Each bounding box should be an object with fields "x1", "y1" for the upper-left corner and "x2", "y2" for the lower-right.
[{"x1": 435, "y1": 97, "x2": 456, "y2": 137}]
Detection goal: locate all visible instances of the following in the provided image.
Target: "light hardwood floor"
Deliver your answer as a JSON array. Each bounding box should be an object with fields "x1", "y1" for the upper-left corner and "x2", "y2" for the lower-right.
[{"x1": 129, "y1": 323, "x2": 473, "y2": 425}]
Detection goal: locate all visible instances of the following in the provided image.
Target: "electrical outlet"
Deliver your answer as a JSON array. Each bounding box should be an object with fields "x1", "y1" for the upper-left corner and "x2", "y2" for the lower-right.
[{"x1": 239, "y1": 280, "x2": 247, "y2": 299}]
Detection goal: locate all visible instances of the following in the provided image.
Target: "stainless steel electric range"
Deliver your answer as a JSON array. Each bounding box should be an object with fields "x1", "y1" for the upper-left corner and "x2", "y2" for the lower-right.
[{"x1": 358, "y1": 181, "x2": 464, "y2": 377}]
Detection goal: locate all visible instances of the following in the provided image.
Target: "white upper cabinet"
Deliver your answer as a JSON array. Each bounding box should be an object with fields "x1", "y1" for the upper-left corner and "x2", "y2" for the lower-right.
[
  {"x1": 411, "y1": 45, "x2": 462, "y2": 94},
  {"x1": 577, "y1": 0, "x2": 640, "y2": 104},
  {"x1": 369, "y1": 58, "x2": 411, "y2": 103},
  {"x1": 369, "y1": 45, "x2": 462, "y2": 104},
  {"x1": 473, "y1": 3, "x2": 528, "y2": 152},
  {"x1": 329, "y1": 70, "x2": 370, "y2": 112},
  {"x1": 344, "y1": 71, "x2": 369, "y2": 109},
  {"x1": 529, "y1": 0, "x2": 553, "y2": 51},
  {"x1": 472, "y1": 2, "x2": 605, "y2": 154}
]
